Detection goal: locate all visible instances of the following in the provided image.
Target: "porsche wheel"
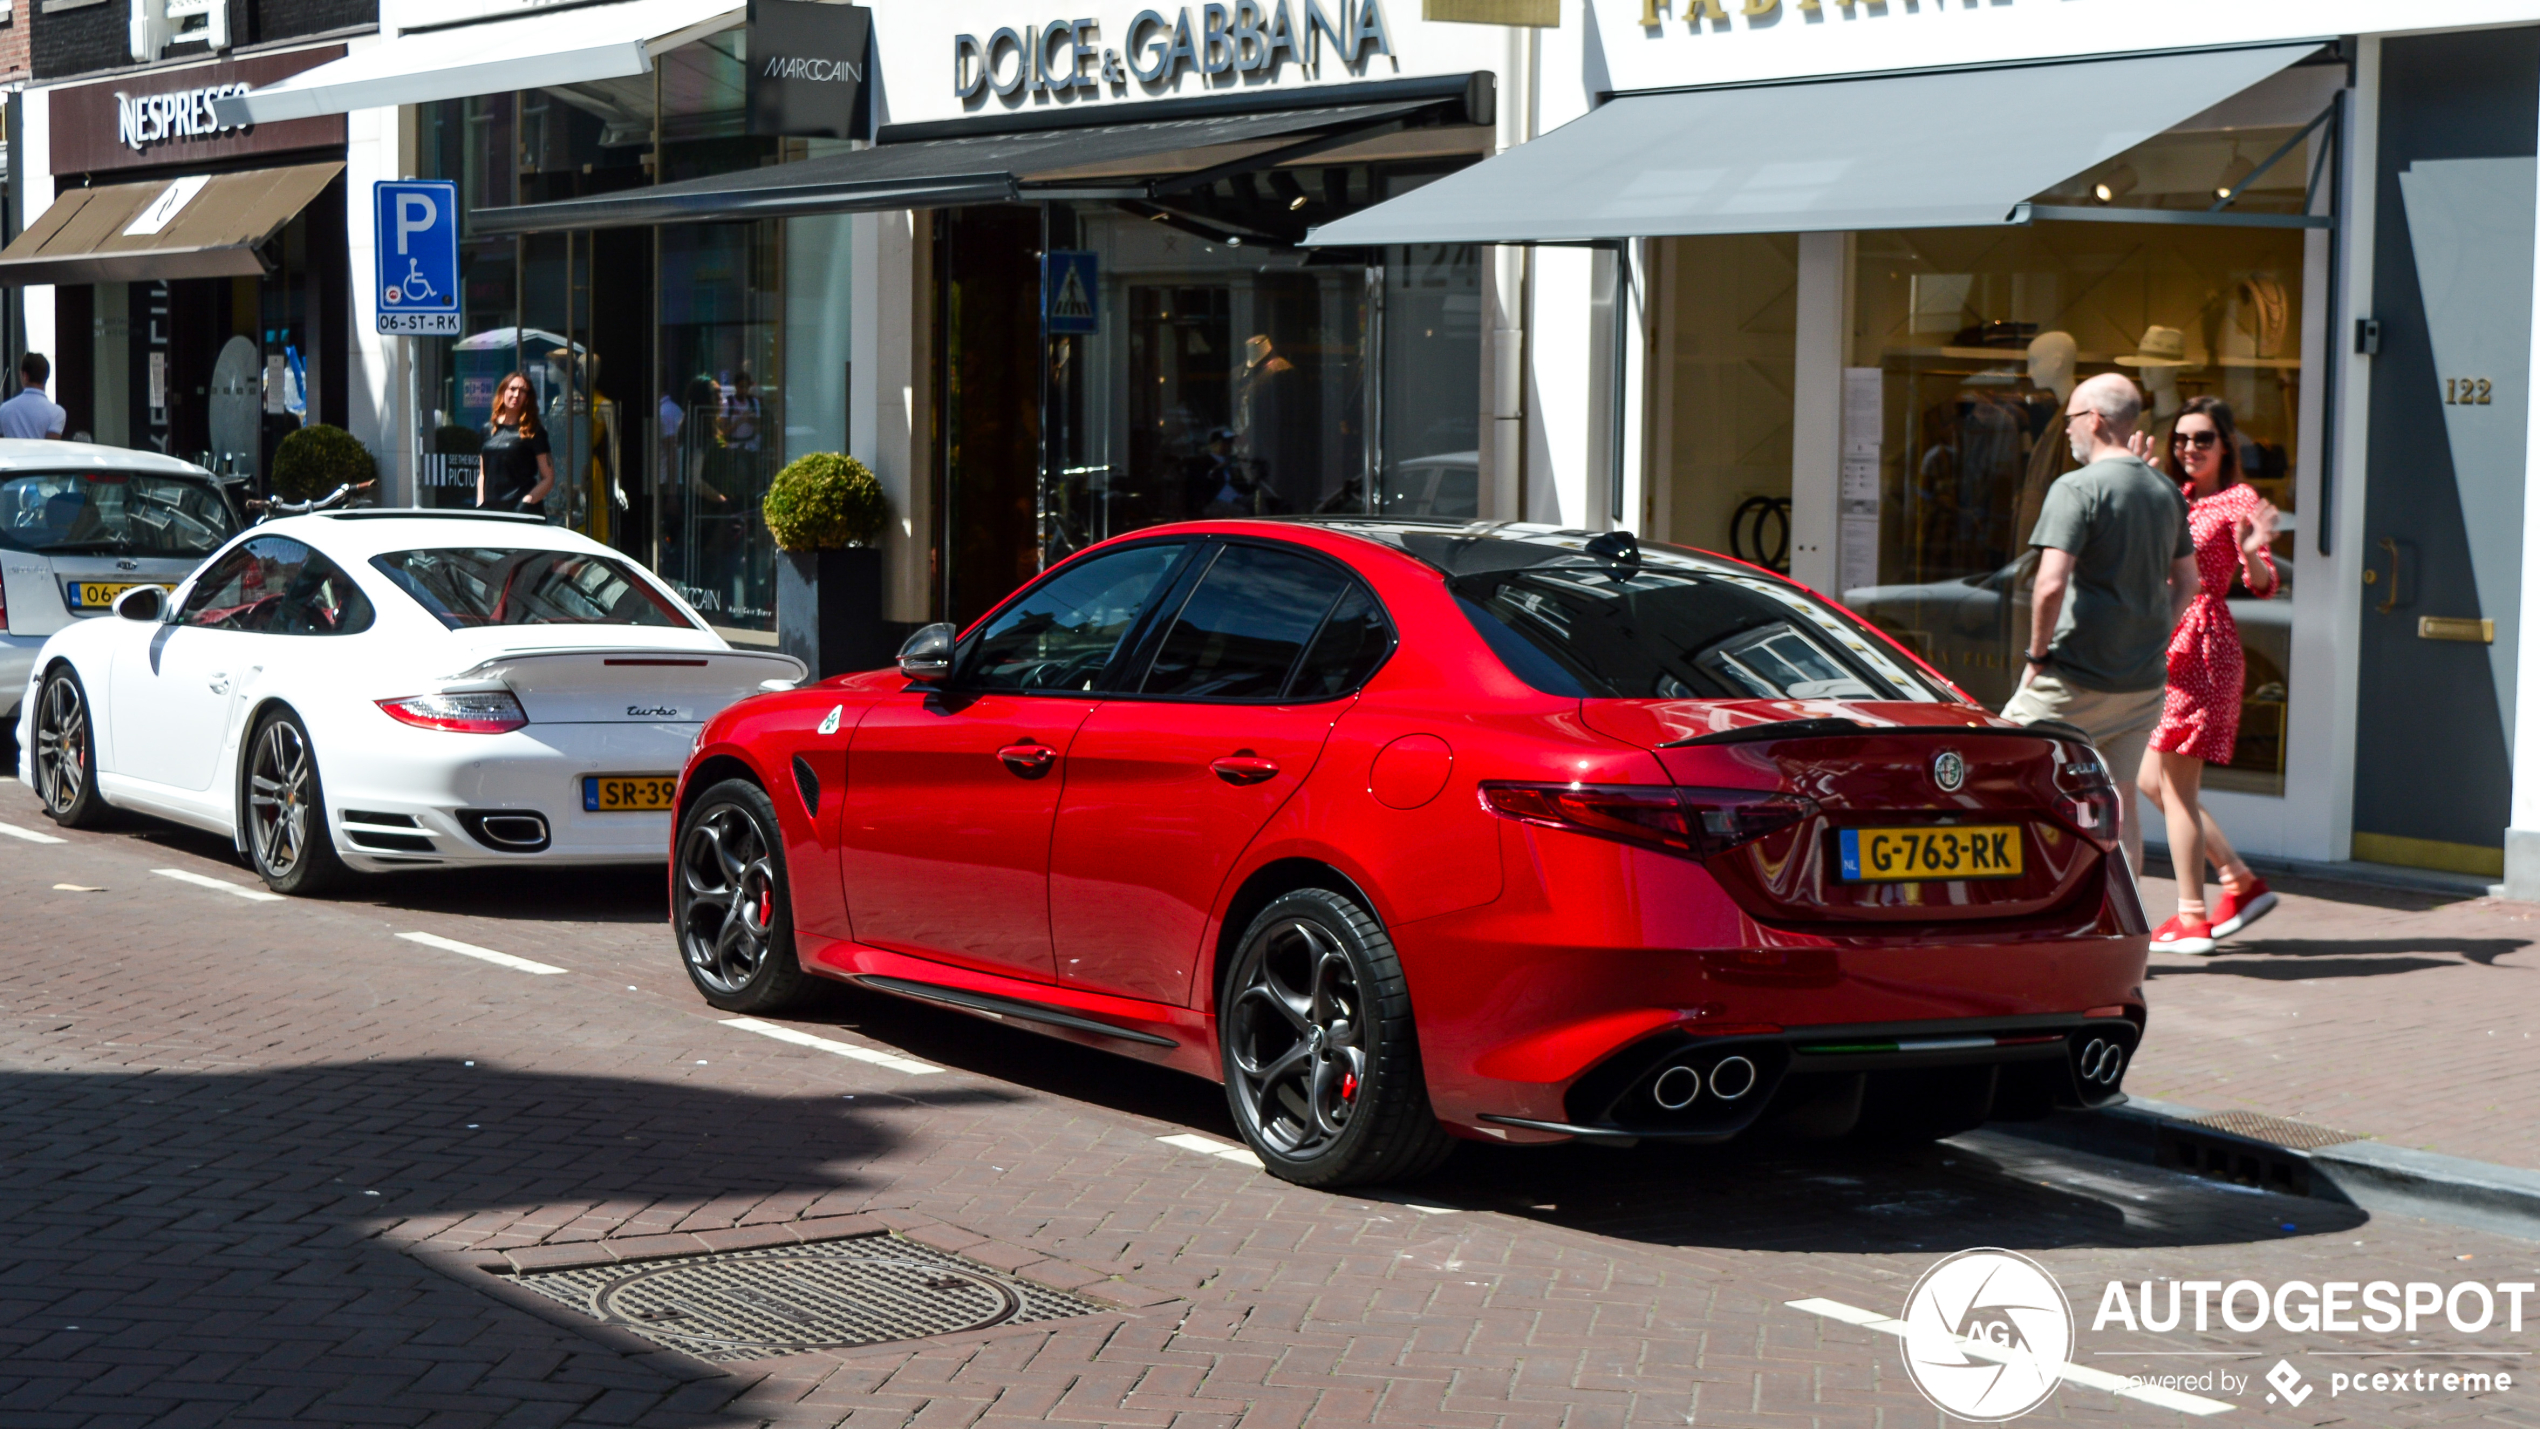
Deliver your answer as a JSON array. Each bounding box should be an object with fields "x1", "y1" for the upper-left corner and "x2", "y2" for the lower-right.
[
  {"x1": 674, "y1": 778, "x2": 811, "y2": 1014},
  {"x1": 32, "y1": 667, "x2": 109, "y2": 829},
  {"x1": 1221, "y1": 887, "x2": 1454, "y2": 1188},
  {"x1": 244, "y1": 709, "x2": 351, "y2": 896}
]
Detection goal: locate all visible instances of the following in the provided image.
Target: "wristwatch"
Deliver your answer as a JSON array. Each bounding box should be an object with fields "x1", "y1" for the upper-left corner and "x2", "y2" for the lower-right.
[{"x1": 2022, "y1": 650, "x2": 2052, "y2": 666}]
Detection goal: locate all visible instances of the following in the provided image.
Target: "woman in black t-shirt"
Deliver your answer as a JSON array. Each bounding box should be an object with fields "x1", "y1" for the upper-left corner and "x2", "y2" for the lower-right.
[{"x1": 476, "y1": 372, "x2": 555, "y2": 515}]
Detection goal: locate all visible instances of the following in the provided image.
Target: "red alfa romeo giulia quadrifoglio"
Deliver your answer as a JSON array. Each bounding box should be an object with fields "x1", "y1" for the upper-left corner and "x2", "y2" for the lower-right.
[{"x1": 671, "y1": 520, "x2": 2149, "y2": 1186}]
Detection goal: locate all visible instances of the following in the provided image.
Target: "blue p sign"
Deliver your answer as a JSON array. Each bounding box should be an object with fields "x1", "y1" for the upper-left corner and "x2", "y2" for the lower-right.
[{"x1": 373, "y1": 179, "x2": 460, "y2": 335}]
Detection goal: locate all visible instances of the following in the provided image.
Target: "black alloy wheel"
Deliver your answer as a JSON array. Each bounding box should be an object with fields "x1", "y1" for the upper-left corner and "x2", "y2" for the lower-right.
[
  {"x1": 244, "y1": 709, "x2": 351, "y2": 895},
  {"x1": 32, "y1": 667, "x2": 109, "y2": 829},
  {"x1": 674, "y1": 779, "x2": 811, "y2": 1014},
  {"x1": 1220, "y1": 887, "x2": 1455, "y2": 1188}
]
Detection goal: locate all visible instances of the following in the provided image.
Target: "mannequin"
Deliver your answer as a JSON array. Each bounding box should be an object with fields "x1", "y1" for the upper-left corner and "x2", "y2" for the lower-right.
[
  {"x1": 2118, "y1": 324, "x2": 2192, "y2": 421},
  {"x1": 2011, "y1": 331, "x2": 2080, "y2": 554}
]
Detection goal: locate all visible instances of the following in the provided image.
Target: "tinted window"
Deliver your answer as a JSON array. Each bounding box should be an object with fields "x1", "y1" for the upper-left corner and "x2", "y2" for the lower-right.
[
  {"x1": 0, "y1": 470, "x2": 235, "y2": 556},
  {"x1": 1290, "y1": 584, "x2": 1392, "y2": 697},
  {"x1": 1141, "y1": 544, "x2": 1353, "y2": 699},
  {"x1": 963, "y1": 543, "x2": 1184, "y2": 693},
  {"x1": 179, "y1": 536, "x2": 374, "y2": 636},
  {"x1": 371, "y1": 548, "x2": 694, "y2": 629},
  {"x1": 1453, "y1": 563, "x2": 1944, "y2": 702}
]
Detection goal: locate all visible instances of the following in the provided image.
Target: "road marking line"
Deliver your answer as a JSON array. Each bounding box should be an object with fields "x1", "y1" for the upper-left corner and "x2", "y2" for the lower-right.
[
  {"x1": 153, "y1": 868, "x2": 284, "y2": 902},
  {"x1": 0, "y1": 820, "x2": 66, "y2": 844},
  {"x1": 1360, "y1": 1192, "x2": 1458, "y2": 1215},
  {"x1": 1786, "y1": 1298, "x2": 2234, "y2": 1417},
  {"x1": 396, "y1": 931, "x2": 568, "y2": 976},
  {"x1": 1157, "y1": 1132, "x2": 1266, "y2": 1169},
  {"x1": 719, "y1": 1017, "x2": 941, "y2": 1075}
]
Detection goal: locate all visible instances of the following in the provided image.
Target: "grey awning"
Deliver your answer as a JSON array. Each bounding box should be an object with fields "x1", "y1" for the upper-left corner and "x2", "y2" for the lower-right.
[
  {"x1": 471, "y1": 91, "x2": 1472, "y2": 234},
  {"x1": 0, "y1": 162, "x2": 343, "y2": 286},
  {"x1": 1304, "y1": 45, "x2": 2323, "y2": 246}
]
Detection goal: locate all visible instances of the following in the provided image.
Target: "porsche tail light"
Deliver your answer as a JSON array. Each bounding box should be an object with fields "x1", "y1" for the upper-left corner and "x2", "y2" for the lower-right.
[
  {"x1": 1480, "y1": 783, "x2": 1813, "y2": 860},
  {"x1": 377, "y1": 691, "x2": 529, "y2": 734},
  {"x1": 2052, "y1": 746, "x2": 2122, "y2": 845}
]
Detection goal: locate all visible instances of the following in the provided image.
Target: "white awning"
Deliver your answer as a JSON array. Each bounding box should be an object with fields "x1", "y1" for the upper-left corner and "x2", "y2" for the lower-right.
[
  {"x1": 1304, "y1": 44, "x2": 2323, "y2": 246},
  {"x1": 213, "y1": 0, "x2": 740, "y2": 125}
]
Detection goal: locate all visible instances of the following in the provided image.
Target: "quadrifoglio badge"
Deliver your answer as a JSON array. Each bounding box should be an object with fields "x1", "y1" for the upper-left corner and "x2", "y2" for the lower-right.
[{"x1": 1796, "y1": 1250, "x2": 2530, "y2": 1420}]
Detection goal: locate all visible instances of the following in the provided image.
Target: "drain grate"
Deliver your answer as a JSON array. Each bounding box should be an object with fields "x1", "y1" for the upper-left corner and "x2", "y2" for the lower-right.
[
  {"x1": 2187, "y1": 1110, "x2": 2359, "y2": 1152},
  {"x1": 509, "y1": 1234, "x2": 1102, "y2": 1361}
]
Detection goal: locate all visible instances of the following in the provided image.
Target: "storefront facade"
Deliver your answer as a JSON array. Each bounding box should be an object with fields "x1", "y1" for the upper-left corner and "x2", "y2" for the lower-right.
[{"x1": 1292, "y1": 0, "x2": 2540, "y2": 889}]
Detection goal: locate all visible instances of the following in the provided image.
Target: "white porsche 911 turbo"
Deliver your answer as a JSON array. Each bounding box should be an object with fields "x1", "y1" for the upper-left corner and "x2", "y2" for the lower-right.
[{"x1": 13, "y1": 509, "x2": 805, "y2": 894}]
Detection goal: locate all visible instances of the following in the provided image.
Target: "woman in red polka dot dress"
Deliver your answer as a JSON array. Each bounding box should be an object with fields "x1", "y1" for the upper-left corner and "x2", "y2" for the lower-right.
[{"x1": 2139, "y1": 396, "x2": 2280, "y2": 954}]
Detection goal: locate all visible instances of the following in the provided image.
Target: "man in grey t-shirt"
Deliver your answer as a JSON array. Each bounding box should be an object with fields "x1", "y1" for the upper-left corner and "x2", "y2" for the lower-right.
[{"x1": 2001, "y1": 372, "x2": 2199, "y2": 874}]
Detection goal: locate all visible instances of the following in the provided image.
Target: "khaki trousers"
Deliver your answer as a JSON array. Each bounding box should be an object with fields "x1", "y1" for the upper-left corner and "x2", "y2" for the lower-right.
[{"x1": 2001, "y1": 673, "x2": 2166, "y2": 875}]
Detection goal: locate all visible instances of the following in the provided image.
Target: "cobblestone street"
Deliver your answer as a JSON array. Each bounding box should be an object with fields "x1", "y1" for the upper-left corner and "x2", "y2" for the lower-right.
[{"x1": 2, "y1": 777, "x2": 2534, "y2": 1427}]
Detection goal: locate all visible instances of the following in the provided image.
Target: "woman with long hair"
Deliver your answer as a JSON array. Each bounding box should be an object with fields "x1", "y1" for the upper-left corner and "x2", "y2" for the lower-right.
[
  {"x1": 2139, "y1": 396, "x2": 2281, "y2": 953},
  {"x1": 476, "y1": 371, "x2": 555, "y2": 516}
]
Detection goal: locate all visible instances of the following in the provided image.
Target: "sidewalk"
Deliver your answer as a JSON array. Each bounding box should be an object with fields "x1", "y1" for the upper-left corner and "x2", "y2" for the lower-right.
[{"x1": 2128, "y1": 861, "x2": 2540, "y2": 1170}]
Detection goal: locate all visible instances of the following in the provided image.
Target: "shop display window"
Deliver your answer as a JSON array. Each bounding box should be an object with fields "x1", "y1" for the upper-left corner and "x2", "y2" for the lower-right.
[
  {"x1": 1654, "y1": 233, "x2": 1797, "y2": 571},
  {"x1": 1843, "y1": 220, "x2": 2304, "y2": 794}
]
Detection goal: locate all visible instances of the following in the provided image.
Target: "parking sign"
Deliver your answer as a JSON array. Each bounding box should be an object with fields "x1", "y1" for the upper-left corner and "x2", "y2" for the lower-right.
[{"x1": 373, "y1": 180, "x2": 460, "y2": 335}]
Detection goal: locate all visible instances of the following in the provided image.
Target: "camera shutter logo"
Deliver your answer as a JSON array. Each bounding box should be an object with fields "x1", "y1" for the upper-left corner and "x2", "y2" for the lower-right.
[
  {"x1": 1933, "y1": 749, "x2": 1966, "y2": 793},
  {"x1": 1900, "y1": 1248, "x2": 2073, "y2": 1421}
]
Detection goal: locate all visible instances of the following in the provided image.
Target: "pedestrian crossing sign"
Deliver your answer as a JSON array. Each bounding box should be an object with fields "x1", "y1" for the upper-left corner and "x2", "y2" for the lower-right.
[{"x1": 1045, "y1": 250, "x2": 1098, "y2": 335}]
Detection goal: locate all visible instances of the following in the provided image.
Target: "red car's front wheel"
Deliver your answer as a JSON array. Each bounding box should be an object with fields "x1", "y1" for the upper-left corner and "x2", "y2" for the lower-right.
[
  {"x1": 675, "y1": 778, "x2": 811, "y2": 1014},
  {"x1": 1221, "y1": 887, "x2": 1455, "y2": 1188}
]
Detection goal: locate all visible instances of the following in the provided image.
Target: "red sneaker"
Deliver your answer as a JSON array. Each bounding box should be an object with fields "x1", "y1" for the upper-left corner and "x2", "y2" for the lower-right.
[
  {"x1": 2210, "y1": 878, "x2": 2277, "y2": 938},
  {"x1": 2150, "y1": 914, "x2": 2217, "y2": 955}
]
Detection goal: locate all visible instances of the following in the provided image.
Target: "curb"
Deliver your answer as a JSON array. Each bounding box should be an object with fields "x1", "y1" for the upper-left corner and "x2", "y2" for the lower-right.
[{"x1": 1993, "y1": 1095, "x2": 2540, "y2": 1244}]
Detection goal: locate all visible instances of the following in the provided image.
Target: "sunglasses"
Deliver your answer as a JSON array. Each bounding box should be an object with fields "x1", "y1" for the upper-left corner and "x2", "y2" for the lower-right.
[{"x1": 2172, "y1": 430, "x2": 2222, "y2": 449}]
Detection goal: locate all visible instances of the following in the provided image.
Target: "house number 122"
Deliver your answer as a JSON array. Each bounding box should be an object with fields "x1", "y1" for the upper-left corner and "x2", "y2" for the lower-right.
[{"x1": 2446, "y1": 377, "x2": 2495, "y2": 405}]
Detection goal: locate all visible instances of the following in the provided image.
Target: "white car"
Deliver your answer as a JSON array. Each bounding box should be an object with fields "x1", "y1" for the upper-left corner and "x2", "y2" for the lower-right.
[
  {"x1": 15, "y1": 510, "x2": 805, "y2": 894},
  {"x1": 1, "y1": 442, "x2": 244, "y2": 721}
]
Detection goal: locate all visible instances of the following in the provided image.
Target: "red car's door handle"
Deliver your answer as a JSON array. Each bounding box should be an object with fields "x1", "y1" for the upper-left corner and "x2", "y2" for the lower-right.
[
  {"x1": 997, "y1": 741, "x2": 1057, "y2": 777},
  {"x1": 1211, "y1": 753, "x2": 1280, "y2": 785}
]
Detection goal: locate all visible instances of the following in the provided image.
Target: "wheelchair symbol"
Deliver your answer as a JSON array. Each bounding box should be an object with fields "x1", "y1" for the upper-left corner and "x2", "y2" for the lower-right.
[{"x1": 384, "y1": 257, "x2": 439, "y2": 308}]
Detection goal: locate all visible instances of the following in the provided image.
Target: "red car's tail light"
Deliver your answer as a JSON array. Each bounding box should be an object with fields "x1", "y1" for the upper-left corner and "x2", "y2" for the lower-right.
[
  {"x1": 376, "y1": 691, "x2": 529, "y2": 734},
  {"x1": 1480, "y1": 782, "x2": 1813, "y2": 860},
  {"x1": 2052, "y1": 746, "x2": 2122, "y2": 844}
]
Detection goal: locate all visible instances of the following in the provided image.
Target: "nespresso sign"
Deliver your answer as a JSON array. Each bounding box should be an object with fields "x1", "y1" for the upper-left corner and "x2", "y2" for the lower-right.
[
  {"x1": 52, "y1": 47, "x2": 346, "y2": 178},
  {"x1": 747, "y1": 0, "x2": 873, "y2": 140}
]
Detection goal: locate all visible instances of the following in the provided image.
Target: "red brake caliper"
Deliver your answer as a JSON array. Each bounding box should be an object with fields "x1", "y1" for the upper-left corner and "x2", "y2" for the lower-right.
[{"x1": 1340, "y1": 1073, "x2": 1358, "y2": 1101}]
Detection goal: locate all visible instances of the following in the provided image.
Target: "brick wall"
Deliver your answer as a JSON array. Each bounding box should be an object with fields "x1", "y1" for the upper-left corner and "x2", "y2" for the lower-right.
[
  {"x1": 33, "y1": 0, "x2": 377, "y2": 81},
  {"x1": 0, "y1": 0, "x2": 29, "y2": 87}
]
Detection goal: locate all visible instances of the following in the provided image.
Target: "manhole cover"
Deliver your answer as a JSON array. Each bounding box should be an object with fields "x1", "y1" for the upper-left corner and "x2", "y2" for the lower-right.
[
  {"x1": 2187, "y1": 1110, "x2": 2359, "y2": 1151},
  {"x1": 511, "y1": 1235, "x2": 1101, "y2": 1361}
]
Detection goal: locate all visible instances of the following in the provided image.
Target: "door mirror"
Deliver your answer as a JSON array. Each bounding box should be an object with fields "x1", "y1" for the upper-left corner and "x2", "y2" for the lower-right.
[
  {"x1": 113, "y1": 585, "x2": 168, "y2": 622},
  {"x1": 896, "y1": 622, "x2": 957, "y2": 683}
]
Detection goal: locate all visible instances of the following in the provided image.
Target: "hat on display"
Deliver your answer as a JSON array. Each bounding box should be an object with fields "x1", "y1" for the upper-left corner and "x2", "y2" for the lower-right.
[{"x1": 2116, "y1": 325, "x2": 2195, "y2": 368}]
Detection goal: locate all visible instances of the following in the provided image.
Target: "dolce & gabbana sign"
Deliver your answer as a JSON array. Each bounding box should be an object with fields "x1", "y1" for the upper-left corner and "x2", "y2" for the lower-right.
[
  {"x1": 953, "y1": 0, "x2": 1393, "y2": 101},
  {"x1": 51, "y1": 48, "x2": 346, "y2": 178}
]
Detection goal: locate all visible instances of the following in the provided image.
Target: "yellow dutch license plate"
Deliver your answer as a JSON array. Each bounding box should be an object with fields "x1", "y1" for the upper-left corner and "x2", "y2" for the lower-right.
[
  {"x1": 1838, "y1": 825, "x2": 2024, "y2": 882},
  {"x1": 584, "y1": 775, "x2": 677, "y2": 813},
  {"x1": 68, "y1": 581, "x2": 138, "y2": 611}
]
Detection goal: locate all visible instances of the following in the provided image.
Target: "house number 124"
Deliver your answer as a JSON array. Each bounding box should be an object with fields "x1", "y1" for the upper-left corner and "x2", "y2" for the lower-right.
[{"x1": 2446, "y1": 377, "x2": 2495, "y2": 405}]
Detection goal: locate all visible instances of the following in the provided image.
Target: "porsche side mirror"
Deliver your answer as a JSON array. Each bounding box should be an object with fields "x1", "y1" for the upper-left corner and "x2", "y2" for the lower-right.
[
  {"x1": 113, "y1": 585, "x2": 168, "y2": 622},
  {"x1": 897, "y1": 622, "x2": 957, "y2": 683}
]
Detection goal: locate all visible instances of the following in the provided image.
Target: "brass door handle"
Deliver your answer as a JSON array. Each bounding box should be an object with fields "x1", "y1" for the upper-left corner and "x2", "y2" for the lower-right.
[{"x1": 2374, "y1": 536, "x2": 2399, "y2": 614}]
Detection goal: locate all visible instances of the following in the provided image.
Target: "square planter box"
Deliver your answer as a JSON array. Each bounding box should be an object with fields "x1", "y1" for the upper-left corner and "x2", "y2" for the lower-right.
[{"x1": 776, "y1": 547, "x2": 896, "y2": 680}]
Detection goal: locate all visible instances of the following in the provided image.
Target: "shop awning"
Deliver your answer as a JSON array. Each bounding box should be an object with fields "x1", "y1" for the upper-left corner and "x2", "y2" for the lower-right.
[
  {"x1": 470, "y1": 74, "x2": 1492, "y2": 234},
  {"x1": 1303, "y1": 44, "x2": 2324, "y2": 246},
  {"x1": 211, "y1": 0, "x2": 740, "y2": 125},
  {"x1": 0, "y1": 162, "x2": 343, "y2": 286}
]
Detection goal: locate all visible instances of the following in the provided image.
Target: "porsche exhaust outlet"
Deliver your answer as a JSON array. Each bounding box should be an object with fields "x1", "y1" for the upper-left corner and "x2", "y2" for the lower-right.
[
  {"x1": 1707, "y1": 1055, "x2": 1759, "y2": 1101},
  {"x1": 1651, "y1": 1065, "x2": 1702, "y2": 1110},
  {"x1": 459, "y1": 810, "x2": 552, "y2": 852}
]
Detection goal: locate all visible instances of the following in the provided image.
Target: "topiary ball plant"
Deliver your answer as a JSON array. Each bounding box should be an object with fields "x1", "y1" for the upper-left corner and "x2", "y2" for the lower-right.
[
  {"x1": 763, "y1": 452, "x2": 887, "y2": 551},
  {"x1": 270, "y1": 424, "x2": 379, "y2": 503}
]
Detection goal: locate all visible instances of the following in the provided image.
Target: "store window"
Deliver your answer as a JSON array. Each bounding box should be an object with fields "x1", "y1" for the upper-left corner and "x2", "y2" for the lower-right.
[
  {"x1": 1654, "y1": 233, "x2": 1797, "y2": 569},
  {"x1": 1842, "y1": 220, "x2": 2305, "y2": 794}
]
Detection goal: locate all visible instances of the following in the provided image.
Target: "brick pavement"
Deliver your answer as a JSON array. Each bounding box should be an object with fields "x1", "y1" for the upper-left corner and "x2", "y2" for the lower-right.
[
  {"x1": 2131, "y1": 866, "x2": 2540, "y2": 1168},
  {"x1": 0, "y1": 778, "x2": 2535, "y2": 1426}
]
